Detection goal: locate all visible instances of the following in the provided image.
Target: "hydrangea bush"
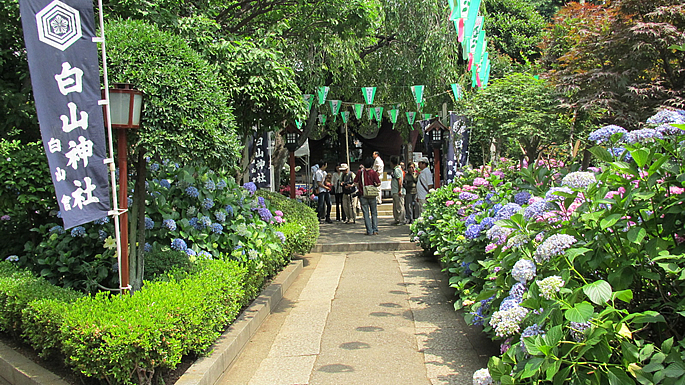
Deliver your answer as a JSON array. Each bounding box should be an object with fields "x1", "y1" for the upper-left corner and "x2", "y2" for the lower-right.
[{"x1": 412, "y1": 110, "x2": 685, "y2": 384}]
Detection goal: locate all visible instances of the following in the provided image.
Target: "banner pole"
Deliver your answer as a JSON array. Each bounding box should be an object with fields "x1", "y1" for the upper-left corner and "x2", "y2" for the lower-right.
[
  {"x1": 95, "y1": 0, "x2": 128, "y2": 292},
  {"x1": 345, "y1": 122, "x2": 350, "y2": 167}
]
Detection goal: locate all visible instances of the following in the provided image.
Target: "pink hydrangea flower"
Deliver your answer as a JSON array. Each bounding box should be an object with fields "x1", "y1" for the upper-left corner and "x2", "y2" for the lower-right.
[
  {"x1": 670, "y1": 186, "x2": 685, "y2": 195},
  {"x1": 445, "y1": 200, "x2": 455, "y2": 207},
  {"x1": 485, "y1": 243, "x2": 498, "y2": 253},
  {"x1": 473, "y1": 177, "x2": 489, "y2": 186}
]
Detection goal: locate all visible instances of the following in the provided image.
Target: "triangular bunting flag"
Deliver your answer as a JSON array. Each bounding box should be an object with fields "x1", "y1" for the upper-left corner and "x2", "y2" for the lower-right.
[
  {"x1": 410, "y1": 85, "x2": 425, "y2": 107},
  {"x1": 354, "y1": 104, "x2": 364, "y2": 120},
  {"x1": 361, "y1": 87, "x2": 377, "y2": 105},
  {"x1": 451, "y1": 84, "x2": 463, "y2": 101},
  {"x1": 341, "y1": 111, "x2": 350, "y2": 124},
  {"x1": 295, "y1": 119, "x2": 303, "y2": 130},
  {"x1": 423, "y1": 113, "x2": 432, "y2": 121},
  {"x1": 388, "y1": 109, "x2": 399, "y2": 125},
  {"x1": 367, "y1": 106, "x2": 374, "y2": 121},
  {"x1": 374, "y1": 106, "x2": 384, "y2": 122},
  {"x1": 317, "y1": 86, "x2": 330, "y2": 105},
  {"x1": 303, "y1": 94, "x2": 314, "y2": 112},
  {"x1": 406, "y1": 112, "x2": 416, "y2": 126},
  {"x1": 329, "y1": 100, "x2": 342, "y2": 115}
]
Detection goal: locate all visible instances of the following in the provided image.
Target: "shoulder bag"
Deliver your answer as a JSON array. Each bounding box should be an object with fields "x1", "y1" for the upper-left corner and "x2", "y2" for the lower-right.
[{"x1": 362, "y1": 170, "x2": 380, "y2": 198}]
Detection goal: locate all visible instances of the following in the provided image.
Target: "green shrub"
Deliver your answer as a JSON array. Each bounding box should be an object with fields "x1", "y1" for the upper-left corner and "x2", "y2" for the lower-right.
[
  {"x1": 143, "y1": 249, "x2": 194, "y2": 281},
  {"x1": 60, "y1": 259, "x2": 246, "y2": 384}
]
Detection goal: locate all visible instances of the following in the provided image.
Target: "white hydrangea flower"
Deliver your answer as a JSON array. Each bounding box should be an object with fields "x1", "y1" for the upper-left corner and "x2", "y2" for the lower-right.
[
  {"x1": 473, "y1": 368, "x2": 493, "y2": 385},
  {"x1": 512, "y1": 259, "x2": 536, "y2": 283},
  {"x1": 537, "y1": 276, "x2": 565, "y2": 300}
]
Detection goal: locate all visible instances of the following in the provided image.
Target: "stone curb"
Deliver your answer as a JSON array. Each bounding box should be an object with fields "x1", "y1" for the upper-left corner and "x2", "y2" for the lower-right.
[
  {"x1": 175, "y1": 258, "x2": 304, "y2": 385},
  {"x1": 311, "y1": 241, "x2": 421, "y2": 253},
  {"x1": 0, "y1": 341, "x2": 70, "y2": 385}
]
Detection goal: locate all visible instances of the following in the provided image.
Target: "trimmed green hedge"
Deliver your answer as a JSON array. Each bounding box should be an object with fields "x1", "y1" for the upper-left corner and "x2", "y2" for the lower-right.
[{"x1": 256, "y1": 189, "x2": 319, "y2": 257}]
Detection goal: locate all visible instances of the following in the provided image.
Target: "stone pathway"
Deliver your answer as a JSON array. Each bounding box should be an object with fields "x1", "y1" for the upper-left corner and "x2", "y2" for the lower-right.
[{"x1": 216, "y1": 218, "x2": 497, "y2": 385}]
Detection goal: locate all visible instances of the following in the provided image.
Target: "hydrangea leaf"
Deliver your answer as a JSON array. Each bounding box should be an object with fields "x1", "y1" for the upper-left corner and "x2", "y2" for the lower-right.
[
  {"x1": 612, "y1": 289, "x2": 634, "y2": 303},
  {"x1": 627, "y1": 227, "x2": 647, "y2": 244},
  {"x1": 589, "y1": 146, "x2": 614, "y2": 163},
  {"x1": 583, "y1": 280, "x2": 612, "y2": 305},
  {"x1": 630, "y1": 149, "x2": 650, "y2": 168},
  {"x1": 564, "y1": 301, "x2": 594, "y2": 323}
]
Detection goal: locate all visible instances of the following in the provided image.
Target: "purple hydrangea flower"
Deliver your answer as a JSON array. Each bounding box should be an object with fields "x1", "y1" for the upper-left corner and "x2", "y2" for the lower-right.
[
  {"x1": 257, "y1": 208, "x2": 273, "y2": 222},
  {"x1": 225, "y1": 205, "x2": 234, "y2": 216},
  {"x1": 171, "y1": 238, "x2": 187, "y2": 251},
  {"x1": 655, "y1": 124, "x2": 683, "y2": 136},
  {"x1": 49, "y1": 225, "x2": 66, "y2": 235},
  {"x1": 243, "y1": 182, "x2": 257, "y2": 194},
  {"x1": 588, "y1": 125, "x2": 627, "y2": 144},
  {"x1": 144, "y1": 242, "x2": 152, "y2": 253},
  {"x1": 465, "y1": 214, "x2": 477, "y2": 227},
  {"x1": 465, "y1": 224, "x2": 484, "y2": 240},
  {"x1": 545, "y1": 186, "x2": 573, "y2": 201},
  {"x1": 647, "y1": 109, "x2": 685, "y2": 125},
  {"x1": 217, "y1": 179, "x2": 227, "y2": 189},
  {"x1": 524, "y1": 200, "x2": 549, "y2": 220},
  {"x1": 275, "y1": 231, "x2": 286, "y2": 243},
  {"x1": 625, "y1": 128, "x2": 663, "y2": 144},
  {"x1": 514, "y1": 191, "x2": 531, "y2": 205},
  {"x1": 480, "y1": 216, "x2": 496, "y2": 229},
  {"x1": 459, "y1": 192, "x2": 480, "y2": 201},
  {"x1": 495, "y1": 203, "x2": 522, "y2": 220},
  {"x1": 608, "y1": 147, "x2": 633, "y2": 162}
]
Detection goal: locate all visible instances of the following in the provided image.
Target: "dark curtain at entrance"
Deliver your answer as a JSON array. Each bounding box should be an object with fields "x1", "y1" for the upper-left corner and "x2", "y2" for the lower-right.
[{"x1": 350, "y1": 120, "x2": 403, "y2": 158}]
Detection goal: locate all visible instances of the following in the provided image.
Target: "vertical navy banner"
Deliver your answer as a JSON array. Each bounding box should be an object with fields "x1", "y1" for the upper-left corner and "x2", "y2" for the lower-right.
[
  {"x1": 249, "y1": 132, "x2": 271, "y2": 189},
  {"x1": 19, "y1": 0, "x2": 110, "y2": 228}
]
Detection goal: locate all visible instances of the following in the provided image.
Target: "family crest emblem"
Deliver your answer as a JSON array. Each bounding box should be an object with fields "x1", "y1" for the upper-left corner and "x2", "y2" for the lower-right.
[{"x1": 35, "y1": 0, "x2": 82, "y2": 51}]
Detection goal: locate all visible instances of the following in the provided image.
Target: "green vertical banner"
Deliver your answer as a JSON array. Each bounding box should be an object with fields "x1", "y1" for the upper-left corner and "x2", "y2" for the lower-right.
[
  {"x1": 411, "y1": 85, "x2": 424, "y2": 110},
  {"x1": 317, "y1": 86, "x2": 329, "y2": 105},
  {"x1": 471, "y1": 65, "x2": 478, "y2": 88},
  {"x1": 474, "y1": 30, "x2": 486, "y2": 65},
  {"x1": 406, "y1": 112, "x2": 416, "y2": 126},
  {"x1": 341, "y1": 111, "x2": 350, "y2": 124},
  {"x1": 319, "y1": 114, "x2": 327, "y2": 125},
  {"x1": 451, "y1": 84, "x2": 463, "y2": 101},
  {"x1": 361, "y1": 87, "x2": 377, "y2": 105},
  {"x1": 464, "y1": 0, "x2": 482, "y2": 42},
  {"x1": 354, "y1": 103, "x2": 364, "y2": 120},
  {"x1": 303, "y1": 94, "x2": 314, "y2": 111},
  {"x1": 295, "y1": 119, "x2": 303, "y2": 130},
  {"x1": 423, "y1": 113, "x2": 432, "y2": 121},
  {"x1": 367, "y1": 106, "x2": 374, "y2": 121},
  {"x1": 329, "y1": 99, "x2": 342, "y2": 115},
  {"x1": 374, "y1": 106, "x2": 384, "y2": 122},
  {"x1": 388, "y1": 109, "x2": 399, "y2": 125}
]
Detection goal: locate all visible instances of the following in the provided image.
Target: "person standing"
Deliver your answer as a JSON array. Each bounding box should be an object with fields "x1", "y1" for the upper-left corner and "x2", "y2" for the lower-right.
[
  {"x1": 331, "y1": 165, "x2": 345, "y2": 222},
  {"x1": 403, "y1": 162, "x2": 418, "y2": 224},
  {"x1": 355, "y1": 157, "x2": 381, "y2": 235},
  {"x1": 372, "y1": 151, "x2": 384, "y2": 204},
  {"x1": 340, "y1": 163, "x2": 356, "y2": 224},
  {"x1": 315, "y1": 160, "x2": 332, "y2": 223},
  {"x1": 390, "y1": 156, "x2": 405, "y2": 225},
  {"x1": 416, "y1": 157, "x2": 434, "y2": 219}
]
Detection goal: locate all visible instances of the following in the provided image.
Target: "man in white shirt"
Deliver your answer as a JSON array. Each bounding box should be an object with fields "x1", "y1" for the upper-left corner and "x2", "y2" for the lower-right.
[
  {"x1": 416, "y1": 157, "x2": 433, "y2": 218},
  {"x1": 372, "y1": 151, "x2": 384, "y2": 203},
  {"x1": 314, "y1": 161, "x2": 331, "y2": 223}
]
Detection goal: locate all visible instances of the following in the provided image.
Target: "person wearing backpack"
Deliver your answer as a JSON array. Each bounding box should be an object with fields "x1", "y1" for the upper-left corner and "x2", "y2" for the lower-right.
[{"x1": 354, "y1": 157, "x2": 381, "y2": 235}]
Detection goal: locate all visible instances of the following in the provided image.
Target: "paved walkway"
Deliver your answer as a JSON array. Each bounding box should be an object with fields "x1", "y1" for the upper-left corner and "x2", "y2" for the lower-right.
[{"x1": 217, "y1": 217, "x2": 497, "y2": 385}]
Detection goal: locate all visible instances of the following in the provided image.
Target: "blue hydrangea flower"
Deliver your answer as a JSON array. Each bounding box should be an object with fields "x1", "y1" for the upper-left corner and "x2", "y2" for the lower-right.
[
  {"x1": 56, "y1": 211, "x2": 62, "y2": 218},
  {"x1": 210, "y1": 223, "x2": 223, "y2": 234},
  {"x1": 186, "y1": 248, "x2": 197, "y2": 256},
  {"x1": 257, "y1": 208, "x2": 273, "y2": 222},
  {"x1": 491, "y1": 203, "x2": 503, "y2": 215},
  {"x1": 5, "y1": 255, "x2": 19, "y2": 262},
  {"x1": 514, "y1": 191, "x2": 531, "y2": 205},
  {"x1": 655, "y1": 124, "x2": 683, "y2": 136},
  {"x1": 465, "y1": 214, "x2": 477, "y2": 227},
  {"x1": 495, "y1": 203, "x2": 522, "y2": 221},
  {"x1": 480, "y1": 216, "x2": 496, "y2": 229},
  {"x1": 199, "y1": 251, "x2": 212, "y2": 259},
  {"x1": 521, "y1": 324, "x2": 546, "y2": 353},
  {"x1": 144, "y1": 242, "x2": 152, "y2": 253},
  {"x1": 160, "y1": 179, "x2": 171, "y2": 188},
  {"x1": 647, "y1": 109, "x2": 685, "y2": 125},
  {"x1": 512, "y1": 259, "x2": 536, "y2": 283},
  {"x1": 205, "y1": 179, "x2": 216, "y2": 191},
  {"x1": 150, "y1": 163, "x2": 160, "y2": 172},
  {"x1": 225, "y1": 205, "x2": 234, "y2": 216},
  {"x1": 189, "y1": 217, "x2": 200, "y2": 229},
  {"x1": 608, "y1": 147, "x2": 633, "y2": 162},
  {"x1": 171, "y1": 238, "x2": 187, "y2": 251},
  {"x1": 465, "y1": 224, "x2": 484, "y2": 240},
  {"x1": 98, "y1": 230, "x2": 107, "y2": 241},
  {"x1": 524, "y1": 200, "x2": 549, "y2": 220},
  {"x1": 49, "y1": 225, "x2": 66, "y2": 235},
  {"x1": 461, "y1": 261, "x2": 473, "y2": 275},
  {"x1": 275, "y1": 231, "x2": 286, "y2": 243},
  {"x1": 217, "y1": 179, "x2": 227, "y2": 189},
  {"x1": 94, "y1": 216, "x2": 110, "y2": 225},
  {"x1": 185, "y1": 186, "x2": 200, "y2": 198},
  {"x1": 203, "y1": 198, "x2": 215, "y2": 210},
  {"x1": 144, "y1": 217, "x2": 154, "y2": 230},
  {"x1": 215, "y1": 211, "x2": 226, "y2": 222},
  {"x1": 625, "y1": 128, "x2": 663, "y2": 144},
  {"x1": 509, "y1": 282, "x2": 527, "y2": 300},
  {"x1": 258, "y1": 196, "x2": 266, "y2": 207},
  {"x1": 162, "y1": 219, "x2": 177, "y2": 231},
  {"x1": 588, "y1": 125, "x2": 627, "y2": 144},
  {"x1": 470, "y1": 296, "x2": 495, "y2": 326},
  {"x1": 70, "y1": 226, "x2": 86, "y2": 238},
  {"x1": 570, "y1": 321, "x2": 591, "y2": 342},
  {"x1": 506, "y1": 234, "x2": 529, "y2": 249},
  {"x1": 534, "y1": 234, "x2": 577, "y2": 263},
  {"x1": 499, "y1": 296, "x2": 522, "y2": 311},
  {"x1": 243, "y1": 182, "x2": 257, "y2": 194},
  {"x1": 485, "y1": 193, "x2": 495, "y2": 204}
]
